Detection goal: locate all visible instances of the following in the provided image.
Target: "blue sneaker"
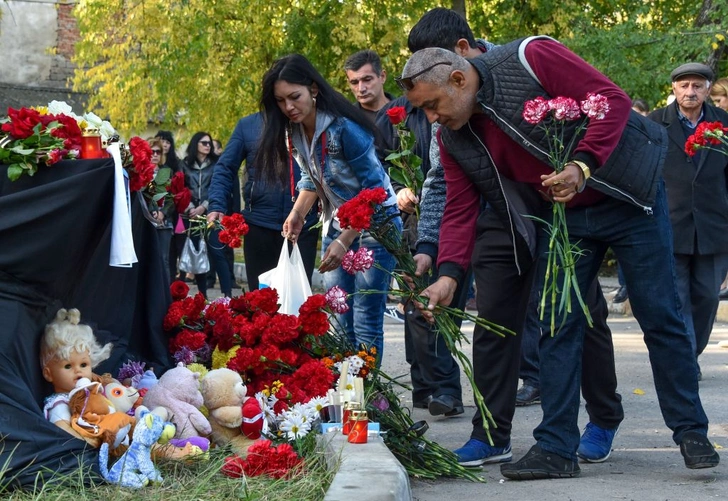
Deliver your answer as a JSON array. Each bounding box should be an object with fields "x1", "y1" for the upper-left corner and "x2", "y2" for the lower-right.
[
  {"x1": 577, "y1": 422, "x2": 619, "y2": 462},
  {"x1": 453, "y1": 438, "x2": 512, "y2": 466}
]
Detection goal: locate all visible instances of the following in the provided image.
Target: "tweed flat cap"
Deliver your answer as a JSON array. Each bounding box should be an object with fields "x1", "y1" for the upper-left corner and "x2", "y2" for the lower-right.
[{"x1": 671, "y1": 63, "x2": 714, "y2": 82}]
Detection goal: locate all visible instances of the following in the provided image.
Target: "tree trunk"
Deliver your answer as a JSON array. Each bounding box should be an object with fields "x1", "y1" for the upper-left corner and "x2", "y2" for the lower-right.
[
  {"x1": 451, "y1": 0, "x2": 466, "y2": 18},
  {"x1": 694, "y1": 0, "x2": 725, "y2": 76}
]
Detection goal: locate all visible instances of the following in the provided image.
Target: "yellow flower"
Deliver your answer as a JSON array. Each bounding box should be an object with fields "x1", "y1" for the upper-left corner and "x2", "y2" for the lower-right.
[{"x1": 211, "y1": 345, "x2": 239, "y2": 369}]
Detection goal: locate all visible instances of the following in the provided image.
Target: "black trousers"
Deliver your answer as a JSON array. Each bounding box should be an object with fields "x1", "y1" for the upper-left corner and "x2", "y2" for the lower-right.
[
  {"x1": 404, "y1": 264, "x2": 470, "y2": 403},
  {"x1": 243, "y1": 222, "x2": 320, "y2": 291},
  {"x1": 470, "y1": 210, "x2": 623, "y2": 445}
]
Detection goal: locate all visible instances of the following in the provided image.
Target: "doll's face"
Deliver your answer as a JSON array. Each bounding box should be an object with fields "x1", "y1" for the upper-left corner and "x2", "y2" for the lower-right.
[{"x1": 42, "y1": 349, "x2": 93, "y2": 394}]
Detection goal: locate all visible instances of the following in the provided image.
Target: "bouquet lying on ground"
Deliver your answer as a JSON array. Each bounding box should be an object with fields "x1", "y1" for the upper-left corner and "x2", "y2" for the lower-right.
[
  {"x1": 164, "y1": 280, "x2": 481, "y2": 480},
  {"x1": 685, "y1": 121, "x2": 728, "y2": 157},
  {"x1": 335, "y1": 187, "x2": 515, "y2": 445},
  {"x1": 521, "y1": 93, "x2": 610, "y2": 334}
]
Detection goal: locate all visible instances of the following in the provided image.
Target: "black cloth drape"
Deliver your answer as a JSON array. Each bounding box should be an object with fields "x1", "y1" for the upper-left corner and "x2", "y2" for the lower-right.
[{"x1": 0, "y1": 159, "x2": 173, "y2": 488}]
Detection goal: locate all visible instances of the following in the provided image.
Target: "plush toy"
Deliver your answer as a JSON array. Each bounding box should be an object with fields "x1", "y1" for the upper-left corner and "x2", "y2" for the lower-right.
[
  {"x1": 242, "y1": 397, "x2": 264, "y2": 440},
  {"x1": 141, "y1": 363, "x2": 211, "y2": 440},
  {"x1": 68, "y1": 378, "x2": 135, "y2": 454},
  {"x1": 200, "y1": 368, "x2": 259, "y2": 456},
  {"x1": 103, "y1": 379, "x2": 142, "y2": 417},
  {"x1": 99, "y1": 409, "x2": 165, "y2": 489}
]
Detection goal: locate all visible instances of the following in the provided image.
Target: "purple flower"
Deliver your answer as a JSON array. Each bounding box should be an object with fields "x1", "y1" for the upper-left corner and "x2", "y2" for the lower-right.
[
  {"x1": 325, "y1": 286, "x2": 350, "y2": 314},
  {"x1": 173, "y1": 346, "x2": 195, "y2": 365},
  {"x1": 522, "y1": 96, "x2": 550, "y2": 125},
  {"x1": 117, "y1": 360, "x2": 146, "y2": 382},
  {"x1": 371, "y1": 393, "x2": 390, "y2": 412},
  {"x1": 580, "y1": 93, "x2": 610, "y2": 120}
]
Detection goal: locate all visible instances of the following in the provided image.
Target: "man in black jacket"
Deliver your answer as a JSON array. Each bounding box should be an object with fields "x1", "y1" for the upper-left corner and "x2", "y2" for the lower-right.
[{"x1": 648, "y1": 63, "x2": 728, "y2": 380}]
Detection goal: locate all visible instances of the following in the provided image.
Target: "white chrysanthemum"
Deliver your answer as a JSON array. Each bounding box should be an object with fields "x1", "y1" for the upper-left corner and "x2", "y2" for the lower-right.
[
  {"x1": 279, "y1": 411, "x2": 311, "y2": 440},
  {"x1": 305, "y1": 395, "x2": 329, "y2": 415},
  {"x1": 47, "y1": 100, "x2": 76, "y2": 117},
  {"x1": 346, "y1": 355, "x2": 365, "y2": 374}
]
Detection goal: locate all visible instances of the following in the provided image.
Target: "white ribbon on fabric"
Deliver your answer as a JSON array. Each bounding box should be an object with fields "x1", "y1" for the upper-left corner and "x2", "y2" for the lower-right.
[{"x1": 107, "y1": 142, "x2": 138, "y2": 267}]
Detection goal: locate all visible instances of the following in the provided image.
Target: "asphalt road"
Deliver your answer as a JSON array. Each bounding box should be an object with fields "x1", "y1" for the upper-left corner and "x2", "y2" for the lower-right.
[{"x1": 380, "y1": 310, "x2": 728, "y2": 501}]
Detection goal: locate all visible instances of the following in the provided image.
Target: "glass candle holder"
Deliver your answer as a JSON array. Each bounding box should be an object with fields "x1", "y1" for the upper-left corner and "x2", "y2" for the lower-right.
[
  {"x1": 347, "y1": 410, "x2": 368, "y2": 444},
  {"x1": 342, "y1": 401, "x2": 361, "y2": 435},
  {"x1": 80, "y1": 128, "x2": 104, "y2": 159}
]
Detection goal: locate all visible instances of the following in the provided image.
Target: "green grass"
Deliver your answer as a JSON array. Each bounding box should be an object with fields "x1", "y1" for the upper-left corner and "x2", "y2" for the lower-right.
[{"x1": 1, "y1": 445, "x2": 336, "y2": 501}]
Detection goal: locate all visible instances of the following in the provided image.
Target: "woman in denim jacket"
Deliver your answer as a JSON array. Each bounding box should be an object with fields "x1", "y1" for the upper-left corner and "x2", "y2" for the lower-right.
[{"x1": 255, "y1": 54, "x2": 401, "y2": 363}]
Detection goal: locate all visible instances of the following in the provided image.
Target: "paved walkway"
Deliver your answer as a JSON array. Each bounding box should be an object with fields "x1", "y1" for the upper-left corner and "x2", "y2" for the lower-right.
[{"x1": 379, "y1": 283, "x2": 727, "y2": 501}]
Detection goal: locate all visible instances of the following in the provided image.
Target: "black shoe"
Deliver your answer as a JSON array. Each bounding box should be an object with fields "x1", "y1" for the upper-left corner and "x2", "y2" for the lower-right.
[
  {"x1": 515, "y1": 384, "x2": 541, "y2": 406},
  {"x1": 413, "y1": 395, "x2": 433, "y2": 409},
  {"x1": 720, "y1": 288, "x2": 728, "y2": 300},
  {"x1": 501, "y1": 445, "x2": 580, "y2": 480},
  {"x1": 680, "y1": 431, "x2": 719, "y2": 469},
  {"x1": 613, "y1": 286, "x2": 628, "y2": 303},
  {"x1": 428, "y1": 394, "x2": 464, "y2": 417}
]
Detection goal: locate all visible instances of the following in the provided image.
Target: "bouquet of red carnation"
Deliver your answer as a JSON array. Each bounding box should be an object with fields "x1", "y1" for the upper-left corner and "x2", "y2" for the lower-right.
[
  {"x1": 222, "y1": 440, "x2": 302, "y2": 479},
  {"x1": 217, "y1": 213, "x2": 249, "y2": 249},
  {"x1": 122, "y1": 137, "x2": 155, "y2": 192},
  {"x1": 685, "y1": 121, "x2": 728, "y2": 157},
  {"x1": 336, "y1": 187, "x2": 387, "y2": 231},
  {"x1": 167, "y1": 171, "x2": 192, "y2": 214},
  {"x1": 1, "y1": 106, "x2": 82, "y2": 180}
]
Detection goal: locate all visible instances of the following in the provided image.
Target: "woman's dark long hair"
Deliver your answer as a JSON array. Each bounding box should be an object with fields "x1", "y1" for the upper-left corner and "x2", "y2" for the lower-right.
[
  {"x1": 155, "y1": 130, "x2": 180, "y2": 172},
  {"x1": 254, "y1": 54, "x2": 372, "y2": 184},
  {"x1": 182, "y1": 131, "x2": 219, "y2": 167}
]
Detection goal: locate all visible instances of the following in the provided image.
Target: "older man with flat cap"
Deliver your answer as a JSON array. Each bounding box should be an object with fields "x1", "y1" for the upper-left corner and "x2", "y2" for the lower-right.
[{"x1": 649, "y1": 63, "x2": 728, "y2": 378}]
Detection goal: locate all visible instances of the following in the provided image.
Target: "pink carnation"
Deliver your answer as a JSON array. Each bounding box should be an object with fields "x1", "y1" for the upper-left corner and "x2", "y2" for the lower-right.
[
  {"x1": 580, "y1": 93, "x2": 610, "y2": 120},
  {"x1": 549, "y1": 97, "x2": 581, "y2": 121},
  {"x1": 325, "y1": 286, "x2": 349, "y2": 314},
  {"x1": 341, "y1": 247, "x2": 374, "y2": 275},
  {"x1": 522, "y1": 96, "x2": 550, "y2": 125}
]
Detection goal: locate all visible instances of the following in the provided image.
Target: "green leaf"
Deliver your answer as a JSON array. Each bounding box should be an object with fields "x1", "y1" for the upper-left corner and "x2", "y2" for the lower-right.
[
  {"x1": 388, "y1": 167, "x2": 407, "y2": 186},
  {"x1": 7, "y1": 164, "x2": 23, "y2": 181},
  {"x1": 154, "y1": 167, "x2": 172, "y2": 185}
]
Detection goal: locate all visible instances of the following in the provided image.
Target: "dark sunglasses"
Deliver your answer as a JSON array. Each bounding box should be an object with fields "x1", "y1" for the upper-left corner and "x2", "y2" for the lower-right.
[
  {"x1": 151, "y1": 149, "x2": 162, "y2": 155},
  {"x1": 395, "y1": 61, "x2": 453, "y2": 91},
  {"x1": 199, "y1": 140, "x2": 212, "y2": 146}
]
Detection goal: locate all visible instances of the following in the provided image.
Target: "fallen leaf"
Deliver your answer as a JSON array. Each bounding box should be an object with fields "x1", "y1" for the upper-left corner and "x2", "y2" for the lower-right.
[{"x1": 633, "y1": 388, "x2": 645, "y2": 395}]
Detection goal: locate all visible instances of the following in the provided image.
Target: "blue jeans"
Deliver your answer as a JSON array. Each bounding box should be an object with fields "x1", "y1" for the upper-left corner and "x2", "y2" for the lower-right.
[
  {"x1": 323, "y1": 225, "x2": 399, "y2": 364},
  {"x1": 534, "y1": 181, "x2": 708, "y2": 461}
]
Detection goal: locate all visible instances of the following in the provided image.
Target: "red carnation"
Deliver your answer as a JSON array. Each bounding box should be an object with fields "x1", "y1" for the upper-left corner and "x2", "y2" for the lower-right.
[
  {"x1": 1, "y1": 107, "x2": 43, "y2": 139},
  {"x1": 49, "y1": 113, "x2": 83, "y2": 152},
  {"x1": 170, "y1": 280, "x2": 190, "y2": 300},
  {"x1": 336, "y1": 187, "x2": 388, "y2": 231},
  {"x1": 386, "y1": 106, "x2": 407, "y2": 125}
]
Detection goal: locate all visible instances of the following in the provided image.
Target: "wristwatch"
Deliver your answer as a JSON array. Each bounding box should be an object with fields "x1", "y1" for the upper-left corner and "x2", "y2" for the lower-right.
[{"x1": 571, "y1": 160, "x2": 591, "y2": 192}]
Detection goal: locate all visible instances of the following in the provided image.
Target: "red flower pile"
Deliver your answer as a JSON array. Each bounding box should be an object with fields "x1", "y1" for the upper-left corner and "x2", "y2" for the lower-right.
[
  {"x1": 222, "y1": 440, "x2": 302, "y2": 479},
  {"x1": 125, "y1": 136, "x2": 155, "y2": 192},
  {"x1": 336, "y1": 187, "x2": 388, "y2": 231},
  {"x1": 685, "y1": 121, "x2": 728, "y2": 157},
  {"x1": 217, "y1": 213, "x2": 250, "y2": 249},
  {"x1": 164, "y1": 283, "x2": 335, "y2": 406},
  {"x1": 1, "y1": 106, "x2": 83, "y2": 180}
]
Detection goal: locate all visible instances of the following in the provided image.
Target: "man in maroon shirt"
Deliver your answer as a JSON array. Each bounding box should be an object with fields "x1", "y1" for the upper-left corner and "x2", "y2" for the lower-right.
[{"x1": 399, "y1": 40, "x2": 718, "y2": 479}]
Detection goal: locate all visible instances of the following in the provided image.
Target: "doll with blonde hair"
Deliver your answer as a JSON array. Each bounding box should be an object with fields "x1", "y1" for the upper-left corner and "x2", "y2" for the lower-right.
[{"x1": 40, "y1": 308, "x2": 113, "y2": 445}]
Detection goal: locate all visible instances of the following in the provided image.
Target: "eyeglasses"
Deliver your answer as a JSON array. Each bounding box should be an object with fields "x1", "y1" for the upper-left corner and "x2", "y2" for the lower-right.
[
  {"x1": 199, "y1": 140, "x2": 212, "y2": 146},
  {"x1": 395, "y1": 61, "x2": 453, "y2": 91},
  {"x1": 151, "y1": 149, "x2": 162, "y2": 155}
]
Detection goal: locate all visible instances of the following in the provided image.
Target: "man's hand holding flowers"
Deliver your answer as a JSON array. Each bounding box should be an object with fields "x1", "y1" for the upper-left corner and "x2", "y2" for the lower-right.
[{"x1": 540, "y1": 162, "x2": 586, "y2": 203}]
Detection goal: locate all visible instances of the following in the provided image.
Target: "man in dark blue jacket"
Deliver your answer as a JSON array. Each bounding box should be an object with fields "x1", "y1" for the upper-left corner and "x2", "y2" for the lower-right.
[{"x1": 207, "y1": 113, "x2": 320, "y2": 294}]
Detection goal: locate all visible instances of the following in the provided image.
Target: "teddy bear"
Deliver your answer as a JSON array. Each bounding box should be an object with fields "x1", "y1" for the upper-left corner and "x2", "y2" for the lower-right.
[
  {"x1": 141, "y1": 363, "x2": 212, "y2": 440},
  {"x1": 68, "y1": 378, "x2": 136, "y2": 455},
  {"x1": 200, "y1": 368, "x2": 261, "y2": 456}
]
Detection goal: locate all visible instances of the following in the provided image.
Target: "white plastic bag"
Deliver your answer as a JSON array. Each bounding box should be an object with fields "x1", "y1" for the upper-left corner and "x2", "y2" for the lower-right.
[{"x1": 258, "y1": 242, "x2": 312, "y2": 314}]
